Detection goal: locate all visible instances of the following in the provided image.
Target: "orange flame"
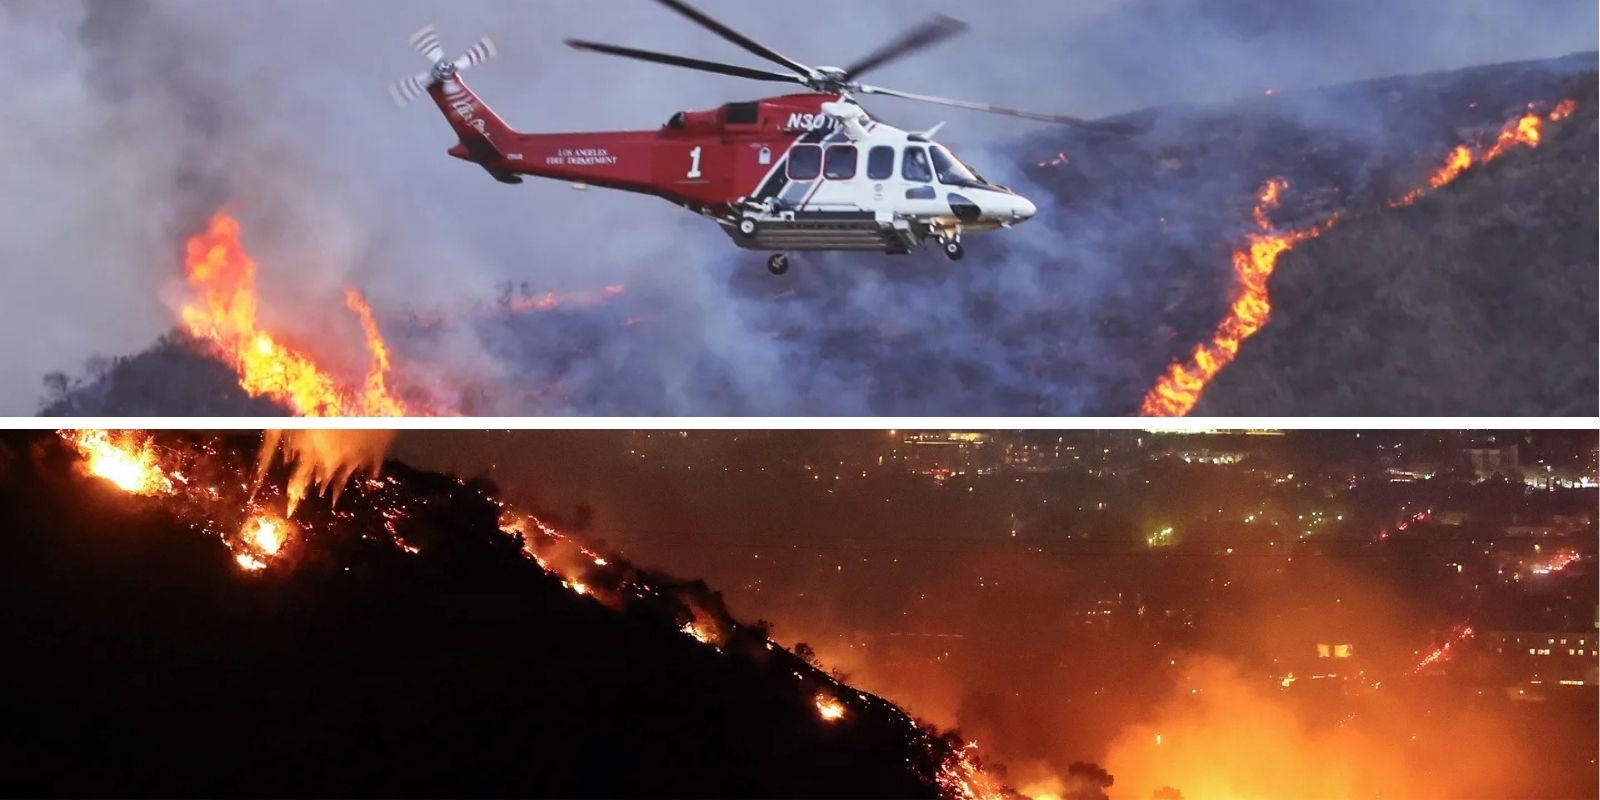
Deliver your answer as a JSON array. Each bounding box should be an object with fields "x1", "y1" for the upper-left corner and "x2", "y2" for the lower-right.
[
  {"x1": 815, "y1": 693, "x2": 847, "y2": 722},
  {"x1": 1145, "y1": 100, "x2": 1578, "y2": 416},
  {"x1": 344, "y1": 290, "x2": 408, "y2": 417},
  {"x1": 1391, "y1": 102, "x2": 1572, "y2": 208},
  {"x1": 180, "y1": 212, "x2": 413, "y2": 416},
  {"x1": 233, "y1": 513, "x2": 294, "y2": 572},
  {"x1": 1141, "y1": 179, "x2": 1338, "y2": 416},
  {"x1": 937, "y1": 742, "x2": 1009, "y2": 800},
  {"x1": 61, "y1": 429, "x2": 173, "y2": 496}
]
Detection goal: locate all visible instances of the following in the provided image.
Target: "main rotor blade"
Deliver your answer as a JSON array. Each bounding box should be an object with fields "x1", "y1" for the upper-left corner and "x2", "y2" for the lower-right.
[
  {"x1": 842, "y1": 15, "x2": 968, "y2": 81},
  {"x1": 654, "y1": 0, "x2": 811, "y2": 77},
  {"x1": 857, "y1": 84, "x2": 1140, "y2": 133},
  {"x1": 566, "y1": 39, "x2": 806, "y2": 85}
]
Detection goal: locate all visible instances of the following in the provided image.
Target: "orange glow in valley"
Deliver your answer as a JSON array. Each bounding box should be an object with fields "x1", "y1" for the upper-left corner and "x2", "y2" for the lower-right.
[
  {"x1": 179, "y1": 212, "x2": 414, "y2": 417},
  {"x1": 1144, "y1": 100, "x2": 1579, "y2": 416}
]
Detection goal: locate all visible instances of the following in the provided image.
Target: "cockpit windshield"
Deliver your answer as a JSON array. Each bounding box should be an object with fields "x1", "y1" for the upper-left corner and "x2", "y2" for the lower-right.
[{"x1": 930, "y1": 146, "x2": 991, "y2": 190}]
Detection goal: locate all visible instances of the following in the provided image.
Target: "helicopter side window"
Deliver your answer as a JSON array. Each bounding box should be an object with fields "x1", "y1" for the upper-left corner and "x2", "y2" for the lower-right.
[
  {"x1": 866, "y1": 146, "x2": 896, "y2": 180},
  {"x1": 788, "y1": 145, "x2": 822, "y2": 180},
  {"x1": 823, "y1": 145, "x2": 857, "y2": 180},
  {"x1": 902, "y1": 146, "x2": 932, "y2": 183},
  {"x1": 930, "y1": 146, "x2": 985, "y2": 189}
]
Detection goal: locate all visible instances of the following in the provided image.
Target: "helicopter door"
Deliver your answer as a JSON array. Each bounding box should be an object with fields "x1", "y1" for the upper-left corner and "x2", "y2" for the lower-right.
[
  {"x1": 799, "y1": 144, "x2": 866, "y2": 212},
  {"x1": 863, "y1": 145, "x2": 896, "y2": 212},
  {"x1": 896, "y1": 145, "x2": 947, "y2": 220}
]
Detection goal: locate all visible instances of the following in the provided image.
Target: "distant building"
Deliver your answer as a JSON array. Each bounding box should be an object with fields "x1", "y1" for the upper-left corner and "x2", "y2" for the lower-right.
[
  {"x1": 1464, "y1": 441, "x2": 1519, "y2": 482},
  {"x1": 1001, "y1": 434, "x2": 1078, "y2": 473},
  {"x1": 1484, "y1": 631, "x2": 1600, "y2": 689},
  {"x1": 892, "y1": 432, "x2": 1000, "y2": 479}
]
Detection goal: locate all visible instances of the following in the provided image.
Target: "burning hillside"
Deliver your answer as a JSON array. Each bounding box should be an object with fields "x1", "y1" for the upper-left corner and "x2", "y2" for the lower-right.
[
  {"x1": 178, "y1": 212, "x2": 420, "y2": 416},
  {"x1": 1191, "y1": 78, "x2": 1598, "y2": 415},
  {"x1": 0, "y1": 430, "x2": 1006, "y2": 798},
  {"x1": 32, "y1": 55, "x2": 1599, "y2": 416},
  {"x1": 1141, "y1": 97, "x2": 1583, "y2": 416}
]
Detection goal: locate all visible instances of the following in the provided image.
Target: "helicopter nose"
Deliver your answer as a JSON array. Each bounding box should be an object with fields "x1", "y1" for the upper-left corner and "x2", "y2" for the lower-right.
[{"x1": 1014, "y1": 196, "x2": 1037, "y2": 220}]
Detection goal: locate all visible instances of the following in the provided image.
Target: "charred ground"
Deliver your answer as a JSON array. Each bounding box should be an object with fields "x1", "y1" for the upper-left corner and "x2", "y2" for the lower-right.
[
  {"x1": 0, "y1": 432, "x2": 956, "y2": 797},
  {"x1": 35, "y1": 53, "x2": 1599, "y2": 416}
]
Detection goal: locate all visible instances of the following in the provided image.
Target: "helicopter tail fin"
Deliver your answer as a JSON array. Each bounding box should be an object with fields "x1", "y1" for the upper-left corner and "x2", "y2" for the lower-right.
[{"x1": 430, "y1": 75, "x2": 519, "y2": 173}]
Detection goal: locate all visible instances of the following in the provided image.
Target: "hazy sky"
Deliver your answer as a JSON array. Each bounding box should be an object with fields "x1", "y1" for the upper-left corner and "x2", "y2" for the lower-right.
[{"x1": 1, "y1": 0, "x2": 1594, "y2": 413}]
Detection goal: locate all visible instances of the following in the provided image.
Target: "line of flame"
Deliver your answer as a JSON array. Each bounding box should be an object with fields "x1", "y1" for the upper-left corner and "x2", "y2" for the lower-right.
[{"x1": 1142, "y1": 99, "x2": 1577, "y2": 416}]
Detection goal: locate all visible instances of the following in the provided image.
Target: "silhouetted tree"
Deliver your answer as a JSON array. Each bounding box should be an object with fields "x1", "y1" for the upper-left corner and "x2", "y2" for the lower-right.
[{"x1": 794, "y1": 642, "x2": 820, "y2": 667}]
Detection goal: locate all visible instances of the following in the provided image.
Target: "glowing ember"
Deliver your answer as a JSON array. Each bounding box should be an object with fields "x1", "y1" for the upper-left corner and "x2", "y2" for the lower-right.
[
  {"x1": 243, "y1": 516, "x2": 284, "y2": 556},
  {"x1": 936, "y1": 742, "x2": 1008, "y2": 800},
  {"x1": 1413, "y1": 623, "x2": 1474, "y2": 673},
  {"x1": 234, "y1": 553, "x2": 268, "y2": 571},
  {"x1": 681, "y1": 621, "x2": 712, "y2": 645},
  {"x1": 232, "y1": 513, "x2": 295, "y2": 571},
  {"x1": 179, "y1": 211, "x2": 414, "y2": 417},
  {"x1": 61, "y1": 430, "x2": 173, "y2": 496},
  {"x1": 502, "y1": 283, "x2": 628, "y2": 314},
  {"x1": 815, "y1": 693, "x2": 846, "y2": 722},
  {"x1": 1531, "y1": 550, "x2": 1581, "y2": 575},
  {"x1": 1141, "y1": 179, "x2": 1338, "y2": 416}
]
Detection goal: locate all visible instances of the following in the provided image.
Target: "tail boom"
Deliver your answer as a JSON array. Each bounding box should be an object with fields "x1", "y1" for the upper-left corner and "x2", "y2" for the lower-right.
[{"x1": 427, "y1": 76, "x2": 670, "y2": 196}]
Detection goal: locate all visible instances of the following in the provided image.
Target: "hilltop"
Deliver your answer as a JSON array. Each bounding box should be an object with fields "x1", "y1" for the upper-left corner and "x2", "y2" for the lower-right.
[{"x1": 0, "y1": 432, "x2": 966, "y2": 797}]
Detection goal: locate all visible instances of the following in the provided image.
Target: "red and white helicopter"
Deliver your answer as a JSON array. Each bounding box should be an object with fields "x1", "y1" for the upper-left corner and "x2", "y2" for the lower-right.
[{"x1": 390, "y1": 0, "x2": 1130, "y2": 275}]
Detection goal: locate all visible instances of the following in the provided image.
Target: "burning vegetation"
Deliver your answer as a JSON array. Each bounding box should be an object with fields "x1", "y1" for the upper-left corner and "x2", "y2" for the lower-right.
[
  {"x1": 1141, "y1": 98, "x2": 1582, "y2": 416},
  {"x1": 43, "y1": 429, "x2": 1008, "y2": 798},
  {"x1": 179, "y1": 212, "x2": 418, "y2": 416}
]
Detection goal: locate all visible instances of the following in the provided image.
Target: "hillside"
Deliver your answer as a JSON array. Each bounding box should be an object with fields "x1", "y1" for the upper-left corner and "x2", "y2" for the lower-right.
[
  {"x1": 1192, "y1": 69, "x2": 1598, "y2": 415},
  {"x1": 0, "y1": 432, "x2": 970, "y2": 797},
  {"x1": 35, "y1": 54, "x2": 1599, "y2": 416}
]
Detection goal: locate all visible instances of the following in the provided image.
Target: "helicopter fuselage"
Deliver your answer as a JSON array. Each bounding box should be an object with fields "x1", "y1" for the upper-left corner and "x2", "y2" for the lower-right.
[{"x1": 431, "y1": 79, "x2": 1036, "y2": 256}]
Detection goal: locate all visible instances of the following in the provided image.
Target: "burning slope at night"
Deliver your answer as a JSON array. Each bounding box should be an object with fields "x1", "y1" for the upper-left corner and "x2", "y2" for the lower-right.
[
  {"x1": 0, "y1": 430, "x2": 1004, "y2": 798},
  {"x1": 34, "y1": 55, "x2": 1598, "y2": 417}
]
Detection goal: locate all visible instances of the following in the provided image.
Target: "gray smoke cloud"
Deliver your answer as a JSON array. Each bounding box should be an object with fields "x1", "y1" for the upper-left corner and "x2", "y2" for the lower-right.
[{"x1": 0, "y1": 0, "x2": 1594, "y2": 413}]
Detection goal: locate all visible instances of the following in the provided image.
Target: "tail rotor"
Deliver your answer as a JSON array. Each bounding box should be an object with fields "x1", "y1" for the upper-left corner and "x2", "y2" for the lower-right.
[{"x1": 388, "y1": 24, "x2": 500, "y2": 109}]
